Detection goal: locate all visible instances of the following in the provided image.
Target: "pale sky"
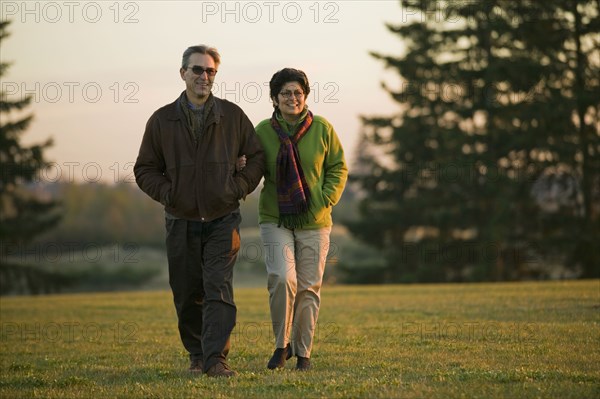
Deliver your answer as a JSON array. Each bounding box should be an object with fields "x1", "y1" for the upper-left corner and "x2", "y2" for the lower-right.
[{"x1": 1, "y1": 1, "x2": 404, "y2": 183}]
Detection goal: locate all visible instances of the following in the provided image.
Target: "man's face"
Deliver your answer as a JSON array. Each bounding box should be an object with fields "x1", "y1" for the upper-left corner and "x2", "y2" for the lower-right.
[{"x1": 180, "y1": 53, "x2": 217, "y2": 104}]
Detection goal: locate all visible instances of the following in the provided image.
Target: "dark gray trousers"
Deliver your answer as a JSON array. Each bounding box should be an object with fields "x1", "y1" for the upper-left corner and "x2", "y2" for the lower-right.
[{"x1": 165, "y1": 211, "x2": 241, "y2": 372}]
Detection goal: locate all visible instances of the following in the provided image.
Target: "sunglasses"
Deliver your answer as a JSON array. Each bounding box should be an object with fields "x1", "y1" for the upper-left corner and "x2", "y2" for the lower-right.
[{"x1": 187, "y1": 66, "x2": 218, "y2": 77}]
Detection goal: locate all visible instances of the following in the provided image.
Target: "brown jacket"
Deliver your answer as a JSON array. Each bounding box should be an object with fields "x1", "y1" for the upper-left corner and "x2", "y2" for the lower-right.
[{"x1": 134, "y1": 93, "x2": 264, "y2": 221}]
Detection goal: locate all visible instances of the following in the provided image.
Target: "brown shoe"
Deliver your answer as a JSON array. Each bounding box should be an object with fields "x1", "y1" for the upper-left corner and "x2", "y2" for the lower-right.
[
  {"x1": 206, "y1": 362, "x2": 236, "y2": 378},
  {"x1": 267, "y1": 344, "x2": 292, "y2": 369},
  {"x1": 189, "y1": 359, "x2": 203, "y2": 373},
  {"x1": 296, "y1": 356, "x2": 311, "y2": 371}
]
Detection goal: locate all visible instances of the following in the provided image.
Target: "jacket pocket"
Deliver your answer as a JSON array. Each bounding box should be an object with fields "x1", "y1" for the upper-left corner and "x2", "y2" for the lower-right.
[
  {"x1": 308, "y1": 185, "x2": 328, "y2": 223},
  {"x1": 203, "y1": 166, "x2": 239, "y2": 213},
  {"x1": 167, "y1": 164, "x2": 196, "y2": 215}
]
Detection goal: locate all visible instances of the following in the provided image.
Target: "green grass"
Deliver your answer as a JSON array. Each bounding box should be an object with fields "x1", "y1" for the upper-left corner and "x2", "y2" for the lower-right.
[{"x1": 1, "y1": 281, "x2": 598, "y2": 398}]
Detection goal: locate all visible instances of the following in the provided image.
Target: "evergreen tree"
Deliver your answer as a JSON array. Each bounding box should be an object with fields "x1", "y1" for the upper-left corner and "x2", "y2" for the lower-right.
[
  {"x1": 347, "y1": 0, "x2": 599, "y2": 282},
  {"x1": 0, "y1": 21, "x2": 63, "y2": 293},
  {"x1": 518, "y1": 0, "x2": 600, "y2": 278}
]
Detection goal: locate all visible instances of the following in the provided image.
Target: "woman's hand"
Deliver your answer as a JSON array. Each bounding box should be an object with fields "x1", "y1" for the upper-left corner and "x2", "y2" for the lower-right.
[{"x1": 236, "y1": 155, "x2": 247, "y2": 172}]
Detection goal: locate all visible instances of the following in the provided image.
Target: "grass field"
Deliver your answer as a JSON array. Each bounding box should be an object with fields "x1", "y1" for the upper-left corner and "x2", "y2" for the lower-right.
[{"x1": 1, "y1": 280, "x2": 598, "y2": 398}]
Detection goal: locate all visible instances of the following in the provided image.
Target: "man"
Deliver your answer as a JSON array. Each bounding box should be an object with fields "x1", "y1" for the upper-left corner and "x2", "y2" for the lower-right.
[{"x1": 134, "y1": 45, "x2": 264, "y2": 377}]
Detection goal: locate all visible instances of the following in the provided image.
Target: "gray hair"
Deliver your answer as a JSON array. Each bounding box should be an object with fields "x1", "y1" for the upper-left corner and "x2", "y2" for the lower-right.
[{"x1": 181, "y1": 45, "x2": 221, "y2": 69}]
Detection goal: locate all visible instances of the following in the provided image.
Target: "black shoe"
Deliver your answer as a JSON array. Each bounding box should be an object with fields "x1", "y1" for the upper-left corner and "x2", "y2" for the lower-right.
[
  {"x1": 206, "y1": 362, "x2": 236, "y2": 378},
  {"x1": 189, "y1": 358, "x2": 203, "y2": 373},
  {"x1": 296, "y1": 356, "x2": 311, "y2": 371},
  {"x1": 267, "y1": 344, "x2": 292, "y2": 369}
]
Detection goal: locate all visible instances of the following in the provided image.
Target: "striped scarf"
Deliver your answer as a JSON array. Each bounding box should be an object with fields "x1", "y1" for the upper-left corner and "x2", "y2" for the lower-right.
[{"x1": 270, "y1": 110, "x2": 314, "y2": 229}]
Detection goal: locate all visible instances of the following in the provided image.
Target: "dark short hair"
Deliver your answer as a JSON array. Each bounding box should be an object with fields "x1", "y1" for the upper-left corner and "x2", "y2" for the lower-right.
[
  {"x1": 269, "y1": 68, "x2": 310, "y2": 104},
  {"x1": 181, "y1": 45, "x2": 221, "y2": 69}
]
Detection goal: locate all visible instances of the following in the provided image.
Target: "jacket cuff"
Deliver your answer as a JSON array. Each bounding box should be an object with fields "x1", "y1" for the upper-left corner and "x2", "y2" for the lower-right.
[
  {"x1": 235, "y1": 177, "x2": 248, "y2": 200},
  {"x1": 159, "y1": 184, "x2": 171, "y2": 206}
]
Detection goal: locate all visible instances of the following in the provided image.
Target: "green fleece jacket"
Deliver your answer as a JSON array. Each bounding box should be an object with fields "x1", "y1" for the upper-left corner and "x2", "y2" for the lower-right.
[{"x1": 255, "y1": 111, "x2": 348, "y2": 229}]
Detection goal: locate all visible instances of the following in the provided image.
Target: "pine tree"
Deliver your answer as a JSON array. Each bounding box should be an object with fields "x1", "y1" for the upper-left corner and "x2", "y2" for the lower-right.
[
  {"x1": 519, "y1": 0, "x2": 600, "y2": 278},
  {"x1": 347, "y1": 0, "x2": 599, "y2": 282},
  {"x1": 0, "y1": 20, "x2": 63, "y2": 293}
]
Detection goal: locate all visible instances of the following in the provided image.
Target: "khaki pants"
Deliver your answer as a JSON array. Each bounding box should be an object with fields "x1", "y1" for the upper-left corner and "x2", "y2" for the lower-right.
[{"x1": 260, "y1": 223, "x2": 331, "y2": 358}]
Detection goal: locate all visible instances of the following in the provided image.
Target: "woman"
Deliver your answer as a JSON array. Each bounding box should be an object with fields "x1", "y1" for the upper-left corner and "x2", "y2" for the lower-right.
[{"x1": 255, "y1": 68, "x2": 348, "y2": 371}]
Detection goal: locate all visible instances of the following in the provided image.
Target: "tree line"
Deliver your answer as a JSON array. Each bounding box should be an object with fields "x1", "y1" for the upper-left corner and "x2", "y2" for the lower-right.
[{"x1": 347, "y1": 0, "x2": 599, "y2": 282}]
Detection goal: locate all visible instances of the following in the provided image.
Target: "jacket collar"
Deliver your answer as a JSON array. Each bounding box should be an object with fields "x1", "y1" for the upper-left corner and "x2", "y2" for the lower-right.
[
  {"x1": 167, "y1": 91, "x2": 222, "y2": 124},
  {"x1": 276, "y1": 106, "x2": 309, "y2": 134}
]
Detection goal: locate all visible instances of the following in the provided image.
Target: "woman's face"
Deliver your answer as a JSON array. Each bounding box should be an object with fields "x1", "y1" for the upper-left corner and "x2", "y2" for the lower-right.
[{"x1": 274, "y1": 81, "x2": 306, "y2": 122}]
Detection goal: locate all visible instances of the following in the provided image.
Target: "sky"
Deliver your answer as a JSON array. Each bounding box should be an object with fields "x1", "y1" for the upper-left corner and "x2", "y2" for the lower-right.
[{"x1": 1, "y1": 0, "x2": 406, "y2": 184}]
